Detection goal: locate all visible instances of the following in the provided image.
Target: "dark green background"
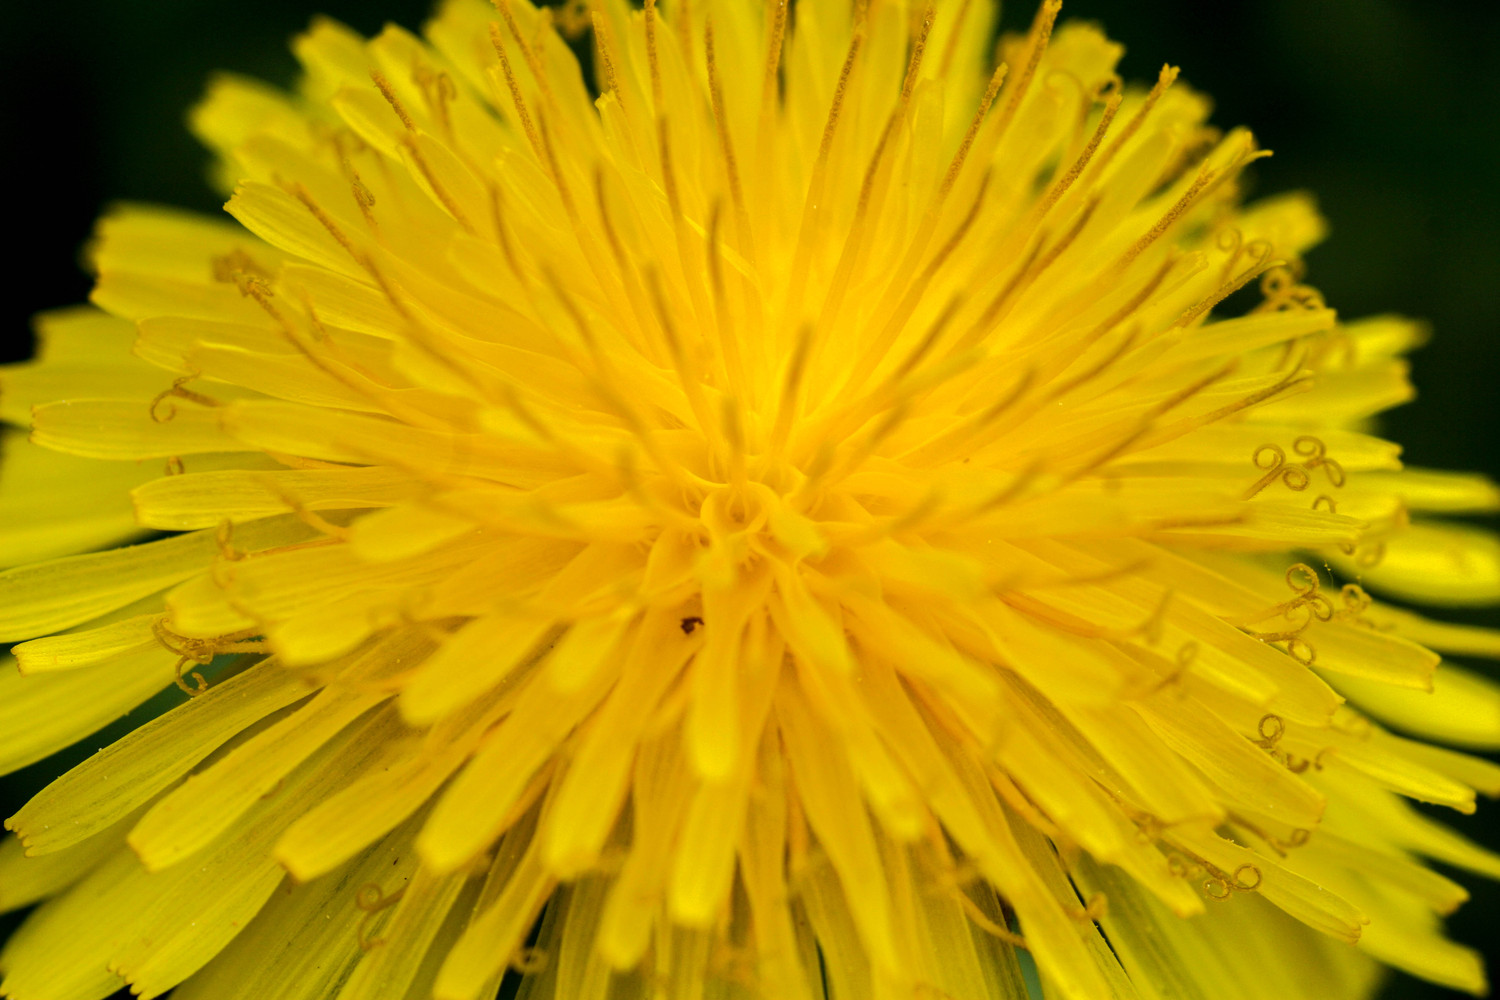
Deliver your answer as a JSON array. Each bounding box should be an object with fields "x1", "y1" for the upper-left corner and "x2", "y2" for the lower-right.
[{"x1": 1, "y1": 1, "x2": 1495, "y2": 997}]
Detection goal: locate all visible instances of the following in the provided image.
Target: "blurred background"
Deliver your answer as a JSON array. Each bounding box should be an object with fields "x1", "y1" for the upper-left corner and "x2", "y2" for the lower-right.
[{"x1": 0, "y1": 1, "x2": 1495, "y2": 997}]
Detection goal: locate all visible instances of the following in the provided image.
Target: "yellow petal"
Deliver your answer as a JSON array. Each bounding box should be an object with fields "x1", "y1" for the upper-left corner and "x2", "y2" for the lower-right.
[
  {"x1": 777, "y1": 684, "x2": 901, "y2": 977},
  {"x1": 32, "y1": 398, "x2": 245, "y2": 461},
  {"x1": 1339, "y1": 522, "x2": 1500, "y2": 606},
  {"x1": 434, "y1": 806, "x2": 555, "y2": 1000},
  {"x1": 168, "y1": 821, "x2": 422, "y2": 1000},
  {"x1": 416, "y1": 661, "x2": 616, "y2": 874},
  {"x1": 0, "y1": 431, "x2": 150, "y2": 567},
  {"x1": 543, "y1": 608, "x2": 699, "y2": 877},
  {"x1": 7, "y1": 657, "x2": 311, "y2": 855},
  {"x1": 0, "y1": 513, "x2": 320, "y2": 642},
  {"x1": 0, "y1": 805, "x2": 142, "y2": 914},
  {"x1": 0, "y1": 647, "x2": 174, "y2": 775},
  {"x1": 11, "y1": 613, "x2": 160, "y2": 674}
]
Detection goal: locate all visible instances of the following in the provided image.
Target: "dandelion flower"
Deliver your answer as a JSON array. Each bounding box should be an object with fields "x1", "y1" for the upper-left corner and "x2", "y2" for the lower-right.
[{"x1": 3, "y1": 1, "x2": 1500, "y2": 998}]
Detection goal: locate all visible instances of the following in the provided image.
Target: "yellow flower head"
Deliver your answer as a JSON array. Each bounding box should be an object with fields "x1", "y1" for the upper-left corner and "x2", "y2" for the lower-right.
[{"x1": 2, "y1": 1, "x2": 1498, "y2": 998}]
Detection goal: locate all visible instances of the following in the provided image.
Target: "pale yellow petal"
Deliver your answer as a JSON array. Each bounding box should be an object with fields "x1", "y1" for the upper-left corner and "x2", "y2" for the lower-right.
[
  {"x1": 31, "y1": 398, "x2": 246, "y2": 461},
  {"x1": 12, "y1": 613, "x2": 161, "y2": 674},
  {"x1": 0, "y1": 805, "x2": 143, "y2": 914},
  {"x1": 1338, "y1": 521, "x2": 1500, "y2": 606},
  {"x1": 168, "y1": 822, "x2": 421, "y2": 1000},
  {"x1": 0, "y1": 513, "x2": 322, "y2": 642},
  {"x1": 7, "y1": 657, "x2": 312, "y2": 854},
  {"x1": 127, "y1": 629, "x2": 426, "y2": 870},
  {"x1": 0, "y1": 647, "x2": 174, "y2": 776},
  {"x1": 433, "y1": 806, "x2": 555, "y2": 1000},
  {"x1": 416, "y1": 662, "x2": 617, "y2": 874},
  {"x1": 0, "y1": 430, "x2": 148, "y2": 567}
]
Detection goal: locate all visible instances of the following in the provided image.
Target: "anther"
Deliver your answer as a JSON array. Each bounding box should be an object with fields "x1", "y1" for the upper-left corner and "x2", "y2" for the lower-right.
[
  {"x1": 941, "y1": 64, "x2": 1008, "y2": 200},
  {"x1": 591, "y1": 9, "x2": 628, "y2": 115},
  {"x1": 369, "y1": 71, "x2": 417, "y2": 132},
  {"x1": 287, "y1": 182, "x2": 361, "y2": 263},
  {"x1": 1093, "y1": 64, "x2": 1180, "y2": 179},
  {"x1": 1173, "y1": 250, "x2": 1287, "y2": 330},
  {"x1": 1016, "y1": 196, "x2": 1100, "y2": 304},
  {"x1": 989, "y1": 0, "x2": 1062, "y2": 141},
  {"x1": 656, "y1": 117, "x2": 683, "y2": 224},
  {"x1": 759, "y1": 0, "x2": 788, "y2": 119},
  {"x1": 412, "y1": 63, "x2": 456, "y2": 136},
  {"x1": 1118, "y1": 160, "x2": 1221, "y2": 267},
  {"x1": 488, "y1": 22, "x2": 547, "y2": 167},
  {"x1": 966, "y1": 239, "x2": 1044, "y2": 344},
  {"x1": 1028, "y1": 90, "x2": 1122, "y2": 220},
  {"x1": 350, "y1": 176, "x2": 377, "y2": 228},
  {"x1": 493, "y1": 0, "x2": 558, "y2": 116},
  {"x1": 898, "y1": 1, "x2": 937, "y2": 110},
  {"x1": 400, "y1": 134, "x2": 478, "y2": 234},
  {"x1": 643, "y1": 0, "x2": 665, "y2": 114},
  {"x1": 704, "y1": 24, "x2": 749, "y2": 248}
]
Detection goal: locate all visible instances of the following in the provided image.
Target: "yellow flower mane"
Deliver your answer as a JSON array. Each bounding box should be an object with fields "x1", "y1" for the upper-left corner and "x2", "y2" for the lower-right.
[{"x1": 1, "y1": 1, "x2": 1498, "y2": 999}]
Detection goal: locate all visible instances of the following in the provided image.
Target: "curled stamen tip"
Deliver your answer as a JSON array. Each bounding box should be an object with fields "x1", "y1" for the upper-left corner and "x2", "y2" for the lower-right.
[
  {"x1": 1256, "y1": 713, "x2": 1285, "y2": 745},
  {"x1": 174, "y1": 658, "x2": 209, "y2": 697},
  {"x1": 1232, "y1": 864, "x2": 1263, "y2": 890},
  {"x1": 355, "y1": 880, "x2": 408, "y2": 951}
]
